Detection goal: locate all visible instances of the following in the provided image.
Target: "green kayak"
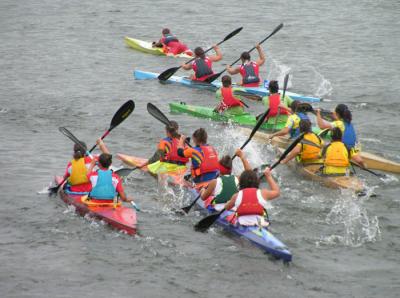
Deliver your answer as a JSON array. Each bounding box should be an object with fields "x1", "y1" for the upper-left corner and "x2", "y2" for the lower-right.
[{"x1": 169, "y1": 102, "x2": 288, "y2": 131}]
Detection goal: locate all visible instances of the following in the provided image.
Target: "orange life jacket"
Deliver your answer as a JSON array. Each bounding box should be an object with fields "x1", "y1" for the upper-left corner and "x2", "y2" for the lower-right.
[
  {"x1": 324, "y1": 141, "x2": 350, "y2": 167},
  {"x1": 161, "y1": 137, "x2": 189, "y2": 165},
  {"x1": 191, "y1": 145, "x2": 219, "y2": 177},
  {"x1": 300, "y1": 133, "x2": 322, "y2": 161},
  {"x1": 69, "y1": 158, "x2": 89, "y2": 185}
]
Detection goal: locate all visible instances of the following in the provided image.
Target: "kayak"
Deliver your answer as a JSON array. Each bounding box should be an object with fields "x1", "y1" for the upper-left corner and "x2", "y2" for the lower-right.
[
  {"x1": 124, "y1": 37, "x2": 192, "y2": 58},
  {"x1": 133, "y1": 70, "x2": 322, "y2": 103},
  {"x1": 240, "y1": 127, "x2": 400, "y2": 174},
  {"x1": 276, "y1": 148, "x2": 365, "y2": 193},
  {"x1": 169, "y1": 101, "x2": 288, "y2": 131},
  {"x1": 54, "y1": 176, "x2": 137, "y2": 235},
  {"x1": 117, "y1": 153, "x2": 292, "y2": 262}
]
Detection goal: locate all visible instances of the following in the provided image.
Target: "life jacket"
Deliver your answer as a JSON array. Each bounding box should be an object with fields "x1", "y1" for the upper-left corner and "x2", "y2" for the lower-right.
[
  {"x1": 240, "y1": 62, "x2": 260, "y2": 86},
  {"x1": 191, "y1": 145, "x2": 220, "y2": 177},
  {"x1": 192, "y1": 57, "x2": 213, "y2": 80},
  {"x1": 268, "y1": 93, "x2": 290, "y2": 117},
  {"x1": 342, "y1": 121, "x2": 357, "y2": 150},
  {"x1": 89, "y1": 169, "x2": 117, "y2": 200},
  {"x1": 236, "y1": 188, "x2": 265, "y2": 216},
  {"x1": 290, "y1": 112, "x2": 310, "y2": 138},
  {"x1": 213, "y1": 175, "x2": 238, "y2": 204},
  {"x1": 69, "y1": 158, "x2": 89, "y2": 185},
  {"x1": 322, "y1": 141, "x2": 350, "y2": 174},
  {"x1": 162, "y1": 34, "x2": 179, "y2": 45},
  {"x1": 220, "y1": 87, "x2": 243, "y2": 108},
  {"x1": 161, "y1": 137, "x2": 189, "y2": 165},
  {"x1": 299, "y1": 133, "x2": 322, "y2": 161}
]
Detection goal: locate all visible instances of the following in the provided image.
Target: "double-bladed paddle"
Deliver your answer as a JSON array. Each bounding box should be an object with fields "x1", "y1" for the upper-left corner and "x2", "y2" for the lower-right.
[
  {"x1": 158, "y1": 27, "x2": 243, "y2": 81},
  {"x1": 48, "y1": 100, "x2": 135, "y2": 194},
  {"x1": 204, "y1": 23, "x2": 283, "y2": 84}
]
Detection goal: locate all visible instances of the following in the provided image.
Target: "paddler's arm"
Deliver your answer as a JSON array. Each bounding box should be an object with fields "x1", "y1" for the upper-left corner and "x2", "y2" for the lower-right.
[
  {"x1": 269, "y1": 127, "x2": 290, "y2": 140},
  {"x1": 235, "y1": 149, "x2": 252, "y2": 171},
  {"x1": 316, "y1": 109, "x2": 333, "y2": 130},
  {"x1": 181, "y1": 62, "x2": 193, "y2": 70},
  {"x1": 226, "y1": 65, "x2": 240, "y2": 75},
  {"x1": 261, "y1": 168, "x2": 280, "y2": 200},
  {"x1": 97, "y1": 139, "x2": 110, "y2": 154},
  {"x1": 280, "y1": 144, "x2": 301, "y2": 164},
  {"x1": 116, "y1": 179, "x2": 134, "y2": 203},
  {"x1": 209, "y1": 45, "x2": 222, "y2": 62},
  {"x1": 200, "y1": 181, "x2": 216, "y2": 201},
  {"x1": 87, "y1": 158, "x2": 97, "y2": 174},
  {"x1": 177, "y1": 135, "x2": 192, "y2": 158},
  {"x1": 224, "y1": 193, "x2": 238, "y2": 210},
  {"x1": 255, "y1": 44, "x2": 265, "y2": 66}
]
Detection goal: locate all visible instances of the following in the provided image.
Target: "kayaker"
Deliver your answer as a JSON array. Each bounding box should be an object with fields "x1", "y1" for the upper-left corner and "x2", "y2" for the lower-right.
[
  {"x1": 87, "y1": 144, "x2": 134, "y2": 203},
  {"x1": 269, "y1": 100, "x2": 310, "y2": 140},
  {"x1": 139, "y1": 121, "x2": 189, "y2": 174},
  {"x1": 320, "y1": 127, "x2": 351, "y2": 176},
  {"x1": 262, "y1": 80, "x2": 291, "y2": 118},
  {"x1": 316, "y1": 104, "x2": 366, "y2": 168},
  {"x1": 152, "y1": 28, "x2": 193, "y2": 56},
  {"x1": 177, "y1": 128, "x2": 220, "y2": 184},
  {"x1": 224, "y1": 168, "x2": 280, "y2": 226},
  {"x1": 63, "y1": 142, "x2": 93, "y2": 193},
  {"x1": 181, "y1": 46, "x2": 222, "y2": 81},
  {"x1": 200, "y1": 149, "x2": 252, "y2": 209},
  {"x1": 226, "y1": 44, "x2": 265, "y2": 87},
  {"x1": 280, "y1": 119, "x2": 324, "y2": 165},
  {"x1": 214, "y1": 75, "x2": 245, "y2": 115}
]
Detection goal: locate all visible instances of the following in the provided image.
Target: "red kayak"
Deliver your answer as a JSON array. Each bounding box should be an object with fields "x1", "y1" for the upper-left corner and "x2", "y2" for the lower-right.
[{"x1": 55, "y1": 176, "x2": 137, "y2": 235}]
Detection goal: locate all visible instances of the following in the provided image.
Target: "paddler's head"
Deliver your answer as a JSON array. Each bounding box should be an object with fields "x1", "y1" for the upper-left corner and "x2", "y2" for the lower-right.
[
  {"x1": 194, "y1": 47, "x2": 205, "y2": 59},
  {"x1": 240, "y1": 51, "x2": 251, "y2": 63},
  {"x1": 162, "y1": 28, "x2": 170, "y2": 35},
  {"x1": 299, "y1": 119, "x2": 312, "y2": 133},
  {"x1": 290, "y1": 100, "x2": 300, "y2": 113},
  {"x1": 73, "y1": 142, "x2": 87, "y2": 160},
  {"x1": 219, "y1": 155, "x2": 232, "y2": 175},
  {"x1": 165, "y1": 120, "x2": 180, "y2": 138},
  {"x1": 221, "y1": 75, "x2": 232, "y2": 87},
  {"x1": 335, "y1": 104, "x2": 352, "y2": 123},
  {"x1": 98, "y1": 153, "x2": 112, "y2": 169},
  {"x1": 268, "y1": 80, "x2": 279, "y2": 94},
  {"x1": 239, "y1": 170, "x2": 260, "y2": 190},
  {"x1": 192, "y1": 128, "x2": 207, "y2": 146},
  {"x1": 331, "y1": 127, "x2": 342, "y2": 141}
]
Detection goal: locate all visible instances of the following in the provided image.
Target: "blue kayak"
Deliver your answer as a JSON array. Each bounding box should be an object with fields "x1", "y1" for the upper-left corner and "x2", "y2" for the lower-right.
[{"x1": 134, "y1": 69, "x2": 321, "y2": 103}]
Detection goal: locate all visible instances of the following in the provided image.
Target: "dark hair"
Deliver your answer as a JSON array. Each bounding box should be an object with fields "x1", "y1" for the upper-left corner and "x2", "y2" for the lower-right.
[
  {"x1": 240, "y1": 51, "x2": 250, "y2": 61},
  {"x1": 73, "y1": 142, "x2": 87, "y2": 160},
  {"x1": 268, "y1": 80, "x2": 279, "y2": 94},
  {"x1": 331, "y1": 127, "x2": 342, "y2": 141},
  {"x1": 98, "y1": 153, "x2": 112, "y2": 168},
  {"x1": 335, "y1": 104, "x2": 352, "y2": 123},
  {"x1": 192, "y1": 128, "x2": 207, "y2": 144},
  {"x1": 219, "y1": 155, "x2": 232, "y2": 170},
  {"x1": 162, "y1": 28, "x2": 170, "y2": 35},
  {"x1": 299, "y1": 119, "x2": 312, "y2": 133},
  {"x1": 166, "y1": 120, "x2": 180, "y2": 138},
  {"x1": 290, "y1": 100, "x2": 300, "y2": 112},
  {"x1": 194, "y1": 47, "x2": 205, "y2": 59},
  {"x1": 221, "y1": 75, "x2": 232, "y2": 87},
  {"x1": 239, "y1": 170, "x2": 260, "y2": 189}
]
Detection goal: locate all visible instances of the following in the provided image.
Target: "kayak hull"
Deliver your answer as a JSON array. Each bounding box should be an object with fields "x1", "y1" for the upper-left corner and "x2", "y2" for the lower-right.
[
  {"x1": 169, "y1": 101, "x2": 288, "y2": 131},
  {"x1": 133, "y1": 70, "x2": 321, "y2": 103},
  {"x1": 124, "y1": 37, "x2": 192, "y2": 58},
  {"x1": 55, "y1": 176, "x2": 137, "y2": 235},
  {"x1": 117, "y1": 154, "x2": 292, "y2": 262}
]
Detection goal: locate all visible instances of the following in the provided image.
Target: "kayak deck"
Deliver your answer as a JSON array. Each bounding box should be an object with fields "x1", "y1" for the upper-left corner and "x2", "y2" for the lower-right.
[
  {"x1": 117, "y1": 154, "x2": 292, "y2": 262},
  {"x1": 169, "y1": 102, "x2": 287, "y2": 131},
  {"x1": 55, "y1": 176, "x2": 137, "y2": 235},
  {"x1": 124, "y1": 37, "x2": 192, "y2": 58}
]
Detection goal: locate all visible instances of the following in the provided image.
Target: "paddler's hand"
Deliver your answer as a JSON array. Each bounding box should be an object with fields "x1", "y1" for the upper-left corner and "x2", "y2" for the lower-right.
[
  {"x1": 212, "y1": 44, "x2": 219, "y2": 51},
  {"x1": 256, "y1": 43, "x2": 261, "y2": 50},
  {"x1": 179, "y1": 135, "x2": 186, "y2": 147},
  {"x1": 315, "y1": 108, "x2": 321, "y2": 116},
  {"x1": 280, "y1": 158, "x2": 288, "y2": 165},
  {"x1": 235, "y1": 148, "x2": 244, "y2": 159},
  {"x1": 264, "y1": 168, "x2": 273, "y2": 177},
  {"x1": 96, "y1": 138, "x2": 104, "y2": 145}
]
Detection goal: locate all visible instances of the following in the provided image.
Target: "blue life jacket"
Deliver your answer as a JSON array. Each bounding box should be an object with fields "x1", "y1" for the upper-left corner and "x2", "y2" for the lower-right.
[
  {"x1": 163, "y1": 34, "x2": 179, "y2": 45},
  {"x1": 242, "y1": 62, "x2": 260, "y2": 84},
  {"x1": 342, "y1": 122, "x2": 356, "y2": 150},
  {"x1": 290, "y1": 112, "x2": 310, "y2": 138},
  {"x1": 89, "y1": 169, "x2": 117, "y2": 200},
  {"x1": 194, "y1": 58, "x2": 213, "y2": 78}
]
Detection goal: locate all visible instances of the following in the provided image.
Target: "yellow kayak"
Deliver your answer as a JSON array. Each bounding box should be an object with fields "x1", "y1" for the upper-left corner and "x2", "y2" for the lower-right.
[{"x1": 124, "y1": 37, "x2": 192, "y2": 58}]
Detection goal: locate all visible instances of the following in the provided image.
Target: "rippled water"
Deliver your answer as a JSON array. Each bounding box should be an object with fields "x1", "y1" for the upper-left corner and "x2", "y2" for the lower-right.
[{"x1": 1, "y1": 0, "x2": 400, "y2": 297}]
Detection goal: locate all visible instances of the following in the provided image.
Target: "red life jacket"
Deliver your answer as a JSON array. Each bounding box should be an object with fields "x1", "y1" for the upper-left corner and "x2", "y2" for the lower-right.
[
  {"x1": 221, "y1": 87, "x2": 243, "y2": 108},
  {"x1": 192, "y1": 57, "x2": 213, "y2": 81},
  {"x1": 239, "y1": 62, "x2": 260, "y2": 87},
  {"x1": 191, "y1": 145, "x2": 220, "y2": 177},
  {"x1": 236, "y1": 188, "x2": 265, "y2": 216},
  {"x1": 161, "y1": 137, "x2": 189, "y2": 165},
  {"x1": 268, "y1": 93, "x2": 290, "y2": 117}
]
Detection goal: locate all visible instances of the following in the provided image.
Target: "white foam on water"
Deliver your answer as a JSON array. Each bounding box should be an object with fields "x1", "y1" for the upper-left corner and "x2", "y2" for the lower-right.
[
  {"x1": 266, "y1": 58, "x2": 293, "y2": 89},
  {"x1": 308, "y1": 66, "x2": 333, "y2": 98}
]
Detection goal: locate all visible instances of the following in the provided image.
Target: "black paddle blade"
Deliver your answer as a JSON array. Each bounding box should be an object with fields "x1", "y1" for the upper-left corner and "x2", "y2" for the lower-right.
[
  {"x1": 194, "y1": 209, "x2": 225, "y2": 232},
  {"x1": 147, "y1": 103, "x2": 171, "y2": 126},
  {"x1": 203, "y1": 72, "x2": 222, "y2": 84},
  {"x1": 318, "y1": 128, "x2": 330, "y2": 138},
  {"x1": 222, "y1": 27, "x2": 243, "y2": 42},
  {"x1": 59, "y1": 127, "x2": 87, "y2": 152},
  {"x1": 297, "y1": 102, "x2": 314, "y2": 113},
  {"x1": 267, "y1": 23, "x2": 284, "y2": 40},
  {"x1": 115, "y1": 167, "x2": 136, "y2": 178},
  {"x1": 109, "y1": 100, "x2": 135, "y2": 131},
  {"x1": 158, "y1": 66, "x2": 181, "y2": 81},
  {"x1": 48, "y1": 183, "x2": 62, "y2": 194},
  {"x1": 234, "y1": 90, "x2": 262, "y2": 101},
  {"x1": 282, "y1": 74, "x2": 289, "y2": 98},
  {"x1": 270, "y1": 132, "x2": 305, "y2": 170},
  {"x1": 181, "y1": 205, "x2": 192, "y2": 214}
]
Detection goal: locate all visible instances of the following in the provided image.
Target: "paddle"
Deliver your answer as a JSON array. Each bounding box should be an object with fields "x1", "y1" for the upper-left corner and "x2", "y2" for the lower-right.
[
  {"x1": 234, "y1": 90, "x2": 262, "y2": 101},
  {"x1": 181, "y1": 192, "x2": 202, "y2": 214},
  {"x1": 194, "y1": 134, "x2": 304, "y2": 232},
  {"x1": 350, "y1": 161, "x2": 387, "y2": 178},
  {"x1": 49, "y1": 100, "x2": 135, "y2": 194},
  {"x1": 204, "y1": 23, "x2": 283, "y2": 84},
  {"x1": 297, "y1": 103, "x2": 334, "y2": 122},
  {"x1": 158, "y1": 27, "x2": 243, "y2": 81}
]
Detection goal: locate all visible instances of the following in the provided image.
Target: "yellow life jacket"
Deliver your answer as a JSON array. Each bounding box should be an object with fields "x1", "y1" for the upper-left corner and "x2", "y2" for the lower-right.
[
  {"x1": 299, "y1": 133, "x2": 322, "y2": 162},
  {"x1": 69, "y1": 158, "x2": 89, "y2": 185},
  {"x1": 323, "y1": 141, "x2": 350, "y2": 175}
]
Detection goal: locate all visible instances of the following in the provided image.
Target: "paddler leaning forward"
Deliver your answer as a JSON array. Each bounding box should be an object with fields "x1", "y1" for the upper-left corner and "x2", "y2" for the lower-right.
[{"x1": 214, "y1": 75, "x2": 245, "y2": 115}]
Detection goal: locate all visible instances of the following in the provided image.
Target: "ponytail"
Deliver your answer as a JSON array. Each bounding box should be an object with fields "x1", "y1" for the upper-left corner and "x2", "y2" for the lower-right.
[
  {"x1": 335, "y1": 104, "x2": 352, "y2": 123},
  {"x1": 73, "y1": 142, "x2": 87, "y2": 160}
]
